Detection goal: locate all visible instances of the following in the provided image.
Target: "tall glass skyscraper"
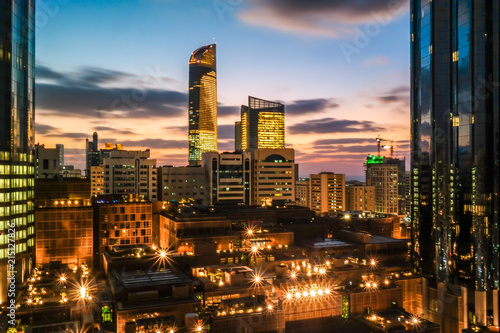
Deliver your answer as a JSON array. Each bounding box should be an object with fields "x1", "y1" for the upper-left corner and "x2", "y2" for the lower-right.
[
  {"x1": 188, "y1": 44, "x2": 217, "y2": 166},
  {"x1": 411, "y1": 0, "x2": 499, "y2": 328},
  {"x1": 239, "y1": 96, "x2": 285, "y2": 151},
  {"x1": 0, "y1": 0, "x2": 35, "y2": 303}
]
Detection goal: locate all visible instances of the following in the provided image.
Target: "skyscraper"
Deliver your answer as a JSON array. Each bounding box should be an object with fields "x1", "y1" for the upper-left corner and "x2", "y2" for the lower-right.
[
  {"x1": 240, "y1": 96, "x2": 285, "y2": 150},
  {"x1": 411, "y1": 0, "x2": 499, "y2": 329},
  {"x1": 0, "y1": 0, "x2": 35, "y2": 303},
  {"x1": 85, "y1": 131, "x2": 100, "y2": 177},
  {"x1": 188, "y1": 44, "x2": 217, "y2": 166}
]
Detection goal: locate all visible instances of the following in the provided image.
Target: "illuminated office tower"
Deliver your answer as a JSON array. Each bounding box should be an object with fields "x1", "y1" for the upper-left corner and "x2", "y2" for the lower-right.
[
  {"x1": 411, "y1": 0, "x2": 499, "y2": 330},
  {"x1": 188, "y1": 44, "x2": 217, "y2": 166},
  {"x1": 240, "y1": 96, "x2": 285, "y2": 150},
  {"x1": 0, "y1": 0, "x2": 35, "y2": 303}
]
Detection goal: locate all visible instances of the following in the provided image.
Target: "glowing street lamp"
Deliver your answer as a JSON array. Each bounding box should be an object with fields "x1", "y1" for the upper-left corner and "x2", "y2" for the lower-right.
[{"x1": 79, "y1": 287, "x2": 87, "y2": 300}]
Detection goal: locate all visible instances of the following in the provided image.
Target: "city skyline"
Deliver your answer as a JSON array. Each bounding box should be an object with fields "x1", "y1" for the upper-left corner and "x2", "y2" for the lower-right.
[{"x1": 35, "y1": 0, "x2": 411, "y2": 178}]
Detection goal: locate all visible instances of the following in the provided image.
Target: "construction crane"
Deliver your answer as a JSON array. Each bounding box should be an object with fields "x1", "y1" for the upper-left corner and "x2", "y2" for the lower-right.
[{"x1": 375, "y1": 135, "x2": 393, "y2": 157}]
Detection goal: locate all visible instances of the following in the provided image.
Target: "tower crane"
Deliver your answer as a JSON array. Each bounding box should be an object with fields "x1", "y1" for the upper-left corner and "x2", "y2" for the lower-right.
[
  {"x1": 375, "y1": 135, "x2": 407, "y2": 158},
  {"x1": 375, "y1": 135, "x2": 393, "y2": 157}
]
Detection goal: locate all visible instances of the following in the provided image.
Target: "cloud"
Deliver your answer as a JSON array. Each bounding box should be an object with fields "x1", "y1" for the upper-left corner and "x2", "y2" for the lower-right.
[
  {"x1": 239, "y1": 0, "x2": 409, "y2": 38},
  {"x1": 218, "y1": 104, "x2": 240, "y2": 118},
  {"x1": 362, "y1": 56, "x2": 390, "y2": 67},
  {"x1": 45, "y1": 132, "x2": 89, "y2": 139},
  {"x1": 313, "y1": 138, "x2": 375, "y2": 146},
  {"x1": 316, "y1": 145, "x2": 377, "y2": 154},
  {"x1": 36, "y1": 124, "x2": 58, "y2": 135},
  {"x1": 288, "y1": 118, "x2": 386, "y2": 134},
  {"x1": 35, "y1": 65, "x2": 187, "y2": 119},
  {"x1": 218, "y1": 98, "x2": 338, "y2": 118},
  {"x1": 218, "y1": 124, "x2": 236, "y2": 140},
  {"x1": 286, "y1": 98, "x2": 339, "y2": 115},
  {"x1": 35, "y1": 124, "x2": 89, "y2": 140},
  {"x1": 93, "y1": 126, "x2": 136, "y2": 135},
  {"x1": 376, "y1": 85, "x2": 409, "y2": 104},
  {"x1": 118, "y1": 138, "x2": 186, "y2": 150}
]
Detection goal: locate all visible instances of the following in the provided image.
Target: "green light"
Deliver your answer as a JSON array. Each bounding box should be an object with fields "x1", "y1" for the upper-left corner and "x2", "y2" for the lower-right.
[{"x1": 366, "y1": 155, "x2": 384, "y2": 164}]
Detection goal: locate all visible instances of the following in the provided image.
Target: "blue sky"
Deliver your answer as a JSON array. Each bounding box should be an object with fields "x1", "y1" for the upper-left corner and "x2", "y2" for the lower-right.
[{"x1": 35, "y1": 0, "x2": 411, "y2": 178}]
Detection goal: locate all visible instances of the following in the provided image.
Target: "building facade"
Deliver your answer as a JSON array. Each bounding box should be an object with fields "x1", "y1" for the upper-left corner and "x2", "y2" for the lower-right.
[
  {"x1": 346, "y1": 185, "x2": 375, "y2": 212},
  {"x1": 203, "y1": 152, "x2": 251, "y2": 205},
  {"x1": 85, "y1": 132, "x2": 100, "y2": 178},
  {"x1": 250, "y1": 149, "x2": 295, "y2": 205},
  {"x1": 93, "y1": 201, "x2": 153, "y2": 268},
  {"x1": 411, "y1": 0, "x2": 500, "y2": 329},
  {"x1": 309, "y1": 173, "x2": 345, "y2": 216},
  {"x1": 239, "y1": 96, "x2": 285, "y2": 151},
  {"x1": 90, "y1": 165, "x2": 104, "y2": 197},
  {"x1": 0, "y1": 0, "x2": 35, "y2": 304},
  {"x1": 158, "y1": 165, "x2": 206, "y2": 204},
  {"x1": 35, "y1": 144, "x2": 63, "y2": 179},
  {"x1": 102, "y1": 150, "x2": 157, "y2": 201},
  {"x1": 365, "y1": 156, "x2": 405, "y2": 215},
  {"x1": 188, "y1": 44, "x2": 217, "y2": 166},
  {"x1": 35, "y1": 204, "x2": 93, "y2": 267},
  {"x1": 295, "y1": 178, "x2": 310, "y2": 208}
]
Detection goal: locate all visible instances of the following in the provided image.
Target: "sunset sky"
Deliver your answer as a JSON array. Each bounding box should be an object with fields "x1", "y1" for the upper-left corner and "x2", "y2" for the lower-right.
[{"x1": 35, "y1": 0, "x2": 411, "y2": 179}]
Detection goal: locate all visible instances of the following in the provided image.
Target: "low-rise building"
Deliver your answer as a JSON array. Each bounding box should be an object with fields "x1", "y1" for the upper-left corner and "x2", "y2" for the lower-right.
[
  {"x1": 295, "y1": 178, "x2": 309, "y2": 208},
  {"x1": 93, "y1": 199, "x2": 153, "y2": 269}
]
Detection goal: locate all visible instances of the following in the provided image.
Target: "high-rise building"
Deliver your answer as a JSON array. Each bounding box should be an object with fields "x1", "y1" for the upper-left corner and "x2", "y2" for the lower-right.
[
  {"x1": 240, "y1": 96, "x2": 285, "y2": 150},
  {"x1": 188, "y1": 44, "x2": 217, "y2": 166},
  {"x1": 411, "y1": 0, "x2": 499, "y2": 329},
  {"x1": 86, "y1": 132, "x2": 100, "y2": 177},
  {"x1": 0, "y1": 0, "x2": 35, "y2": 304},
  {"x1": 250, "y1": 148, "x2": 295, "y2": 205},
  {"x1": 234, "y1": 121, "x2": 242, "y2": 152},
  {"x1": 404, "y1": 171, "x2": 411, "y2": 215},
  {"x1": 309, "y1": 173, "x2": 345, "y2": 216},
  {"x1": 346, "y1": 185, "x2": 375, "y2": 212},
  {"x1": 365, "y1": 155, "x2": 406, "y2": 215},
  {"x1": 203, "y1": 152, "x2": 251, "y2": 205},
  {"x1": 102, "y1": 149, "x2": 157, "y2": 201},
  {"x1": 157, "y1": 165, "x2": 206, "y2": 205}
]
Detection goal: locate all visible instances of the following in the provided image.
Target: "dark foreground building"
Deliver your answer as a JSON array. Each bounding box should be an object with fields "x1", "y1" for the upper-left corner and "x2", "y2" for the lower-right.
[
  {"x1": 411, "y1": 0, "x2": 500, "y2": 330},
  {"x1": 0, "y1": 0, "x2": 35, "y2": 306}
]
